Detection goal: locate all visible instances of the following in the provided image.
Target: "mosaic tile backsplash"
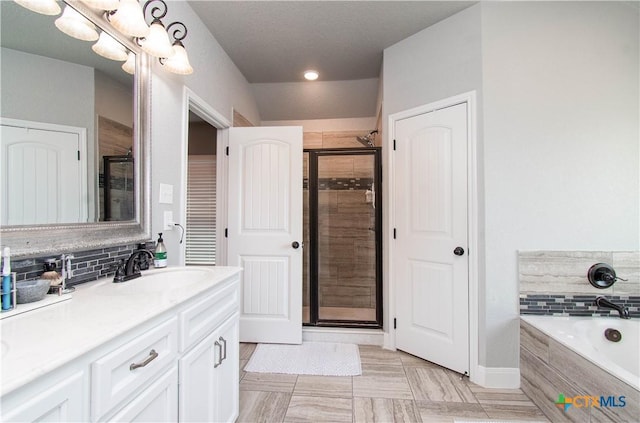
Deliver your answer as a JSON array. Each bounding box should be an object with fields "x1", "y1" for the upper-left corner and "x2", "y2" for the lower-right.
[
  {"x1": 519, "y1": 250, "x2": 640, "y2": 317},
  {"x1": 520, "y1": 294, "x2": 640, "y2": 318},
  {"x1": 12, "y1": 242, "x2": 154, "y2": 287}
]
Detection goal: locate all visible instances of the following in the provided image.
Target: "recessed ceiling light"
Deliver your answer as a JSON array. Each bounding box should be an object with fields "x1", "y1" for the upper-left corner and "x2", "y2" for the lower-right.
[{"x1": 304, "y1": 70, "x2": 319, "y2": 81}]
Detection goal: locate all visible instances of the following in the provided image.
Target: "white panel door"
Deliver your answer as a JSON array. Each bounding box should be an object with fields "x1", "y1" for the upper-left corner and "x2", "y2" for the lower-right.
[
  {"x1": 394, "y1": 103, "x2": 469, "y2": 375},
  {"x1": 228, "y1": 126, "x2": 303, "y2": 344},
  {"x1": 1, "y1": 123, "x2": 86, "y2": 225}
]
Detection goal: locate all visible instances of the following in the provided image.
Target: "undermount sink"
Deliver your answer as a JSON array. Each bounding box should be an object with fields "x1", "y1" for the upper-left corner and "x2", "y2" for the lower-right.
[{"x1": 99, "y1": 267, "x2": 214, "y2": 295}]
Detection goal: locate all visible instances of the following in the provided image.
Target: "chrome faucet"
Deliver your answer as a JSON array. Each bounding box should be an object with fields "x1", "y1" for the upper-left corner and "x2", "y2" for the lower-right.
[
  {"x1": 595, "y1": 296, "x2": 630, "y2": 319},
  {"x1": 60, "y1": 254, "x2": 75, "y2": 293},
  {"x1": 114, "y1": 249, "x2": 154, "y2": 283}
]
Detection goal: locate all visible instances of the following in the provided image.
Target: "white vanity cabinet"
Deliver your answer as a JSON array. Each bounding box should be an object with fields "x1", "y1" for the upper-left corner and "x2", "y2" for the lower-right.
[
  {"x1": 0, "y1": 267, "x2": 241, "y2": 423},
  {"x1": 179, "y1": 313, "x2": 239, "y2": 422},
  {"x1": 0, "y1": 371, "x2": 86, "y2": 422}
]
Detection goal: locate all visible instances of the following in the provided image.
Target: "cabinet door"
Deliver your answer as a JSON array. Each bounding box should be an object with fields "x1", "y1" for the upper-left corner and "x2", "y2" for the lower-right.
[
  {"x1": 1, "y1": 371, "x2": 84, "y2": 422},
  {"x1": 178, "y1": 330, "x2": 216, "y2": 422},
  {"x1": 213, "y1": 315, "x2": 239, "y2": 423},
  {"x1": 106, "y1": 367, "x2": 177, "y2": 423},
  {"x1": 178, "y1": 313, "x2": 239, "y2": 423}
]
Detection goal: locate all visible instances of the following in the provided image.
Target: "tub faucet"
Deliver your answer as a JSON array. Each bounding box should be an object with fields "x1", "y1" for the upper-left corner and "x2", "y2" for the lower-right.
[{"x1": 595, "y1": 296, "x2": 630, "y2": 319}]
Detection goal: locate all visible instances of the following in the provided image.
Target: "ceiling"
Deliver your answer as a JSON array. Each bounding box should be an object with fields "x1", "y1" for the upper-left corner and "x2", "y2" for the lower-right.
[{"x1": 188, "y1": 1, "x2": 476, "y2": 121}]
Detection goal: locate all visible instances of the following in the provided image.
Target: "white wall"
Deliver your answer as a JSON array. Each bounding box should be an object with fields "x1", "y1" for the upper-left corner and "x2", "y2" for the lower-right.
[
  {"x1": 95, "y1": 70, "x2": 133, "y2": 128},
  {"x1": 383, "y1": 1, "x2": 639, "y2": 371},
  {"x1": 149, "y1": 1, "x2": 260, "y2": 263},
  {"x1": 481, "y1": 1, "x2": 639, "y2": 367},
  {"x1": 261, "y1": 117, "x2": 376, "y2": 132},
  {"x1": 1, "y1": 47, "x2": 95, "y2": 136},
  {"x1": 253, "y1": 78, "x2": 379, "y2": 121}
]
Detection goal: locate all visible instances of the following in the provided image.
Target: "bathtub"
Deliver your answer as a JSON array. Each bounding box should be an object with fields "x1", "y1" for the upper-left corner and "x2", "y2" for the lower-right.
[{"x1": 521, "y1": 315, "x2": 639, "y2": 390}]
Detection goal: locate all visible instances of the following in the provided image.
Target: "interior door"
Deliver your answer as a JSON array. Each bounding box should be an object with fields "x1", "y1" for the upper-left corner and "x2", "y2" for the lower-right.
[
  {"x1": 1, "y1": 123, "x2": 86, "y2": 225},
  {"x1": 393, "y1": 103, "x2": 469, "y2": 375},
  {"x1": 228, "y1": 126, "x2": 303, "y2": 344}
]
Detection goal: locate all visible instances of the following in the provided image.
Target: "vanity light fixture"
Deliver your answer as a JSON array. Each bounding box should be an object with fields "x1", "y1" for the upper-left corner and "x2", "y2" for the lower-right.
[
  {"x1": 92, "y1": 31, "x2": 129, "y2": 61},
  {"x1": 304, "y1": 70, "x2": 319, "y2": 81},
  {"x1": 139, "y1": 0, "x2": 174, "y2": 58},
  {"x1": 55, "y1": 5, "x2": 99, "y2": 42},
  {"x1": 160, "y1": 22, "x2": 193, "y2": 75},
  {"x1": 108, "y1": 0, "x2": 150, "y2": 38},
  {"x1": 122, "y1": 51, "x2": 136, "y2": 74},
  {"x1": 14, "y1": 0, "x2": 60, "y2": 15},
  {"x1": 83, "y1": 0, "x2": 119, "y2": 11}
]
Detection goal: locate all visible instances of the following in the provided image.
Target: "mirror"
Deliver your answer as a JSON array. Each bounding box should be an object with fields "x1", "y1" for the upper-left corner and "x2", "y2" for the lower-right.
[{"x1": 0, "y1": 0, "x2": 151, "y2": 257}]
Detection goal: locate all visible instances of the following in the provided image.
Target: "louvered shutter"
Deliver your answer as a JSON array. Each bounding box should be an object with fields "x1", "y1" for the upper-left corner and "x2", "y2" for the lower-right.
[{"x1": 186, "y1": 155, "x2": 216, "y2": 265}]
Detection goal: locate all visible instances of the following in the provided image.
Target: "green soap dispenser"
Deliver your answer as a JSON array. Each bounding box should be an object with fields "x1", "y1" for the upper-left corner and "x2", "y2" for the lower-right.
[{"x1": 154, "y1": 233, "x2": 167, "y2": 268}]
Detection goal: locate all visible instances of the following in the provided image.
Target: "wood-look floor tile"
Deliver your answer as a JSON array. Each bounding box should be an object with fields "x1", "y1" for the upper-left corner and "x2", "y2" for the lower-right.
[
  {"x1": 240, "y1": 359, "x2": 248, "y2": 381},
  {"x1": 397, "y1": 351, "x2": 441, "y2": 369},
  {"x1": 406, "y1": 367, "x2": 476, "y2": 403},
  {"x1": 240, "y1": 342, "x2": 257, "y2": 360},
  {"x1": 358, "y1": 345, "x2": 403, "y2": 366},
  {"x1": 293, "y1": 375, "x2": 352, "y2": 398},
  {"x1": 480, "y1": 402, "x2": 549, "y2": 421},
  {"x1": 354, "y1": 397, "x2": 394, "y2": 422},
  {"x1": 284, "y1": 395, "x2": 352, "y2": 422},
  {"x1": 416, "y1": 401, "x2": 488, "y2": 423},
  {"x1": 238, "y1": 390, "x2": 290, "y2": 423},
  {"x1": 361, "y1": 362, "x2": 406, "y2": 377},
  {"x1": 393, "y1": 399, "x2": 423, "y2": 422},
  {"x1": 353, "y1": 375, "x2": 414, "y2": 400},
  {"x1": 240, "y1": 372, "x2": 298, "y2": 393}
]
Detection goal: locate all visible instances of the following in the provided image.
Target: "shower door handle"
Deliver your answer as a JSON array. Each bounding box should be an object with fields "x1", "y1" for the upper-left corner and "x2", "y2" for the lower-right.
[{"x1": 291, "y1": 241, "x2": 300, "y2": 249}]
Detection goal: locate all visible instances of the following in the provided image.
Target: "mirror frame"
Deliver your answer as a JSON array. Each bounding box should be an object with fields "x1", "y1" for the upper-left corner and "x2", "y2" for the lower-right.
[{"x1": 1, "y1": 0, "x2": 151, "y2": 258}]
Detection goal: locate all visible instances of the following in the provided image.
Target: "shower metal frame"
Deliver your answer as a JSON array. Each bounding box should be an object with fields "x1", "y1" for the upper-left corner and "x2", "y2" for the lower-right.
[{"x1": 304, "y1": 147, "x2": 383, "y2": 328}]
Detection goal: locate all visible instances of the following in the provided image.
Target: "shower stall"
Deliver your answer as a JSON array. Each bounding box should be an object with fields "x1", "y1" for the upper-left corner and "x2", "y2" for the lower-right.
[{"x1": 303, "y1": 148, "x2": 382, "y2": 327}]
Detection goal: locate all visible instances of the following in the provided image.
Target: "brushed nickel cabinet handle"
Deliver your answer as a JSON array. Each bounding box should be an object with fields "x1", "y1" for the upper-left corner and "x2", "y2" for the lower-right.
[
  {"x1": 129, "y1": 349, "x2": 158, "y2": 371},
  {"x1": 214, "y1": 341, "x2": 223, "y2": 368},
  {"x1": 219, "y1": 336, "x2": 227, "y2": 362}
]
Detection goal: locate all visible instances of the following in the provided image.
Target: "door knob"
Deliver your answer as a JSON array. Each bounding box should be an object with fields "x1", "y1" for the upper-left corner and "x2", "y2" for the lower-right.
[
  {"x1": 291, "y1": 241, "x2": 300, "y2": 249},
  {"x1": 453, "y1": 247, "x2": 465, "y2": 256}
]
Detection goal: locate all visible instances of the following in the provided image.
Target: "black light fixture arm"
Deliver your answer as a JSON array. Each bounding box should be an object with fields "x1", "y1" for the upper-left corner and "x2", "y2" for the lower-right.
[
  {"x1": 143, "y1": 0, "x2": 168, "y2": 22},
  {"x1": 166, "y1": 21, "x2": 188, "y2": 43}
]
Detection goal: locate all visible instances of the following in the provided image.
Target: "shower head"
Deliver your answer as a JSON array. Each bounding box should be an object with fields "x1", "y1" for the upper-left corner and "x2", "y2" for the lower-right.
[{"x1": 356, "y1": 130, "x2": 378, "y2": 147}]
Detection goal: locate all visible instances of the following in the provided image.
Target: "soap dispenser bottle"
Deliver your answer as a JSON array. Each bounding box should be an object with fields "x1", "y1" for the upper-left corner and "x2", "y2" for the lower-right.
[{"x1": 154, "y1": 233, "x2": 167, "y2": 268}]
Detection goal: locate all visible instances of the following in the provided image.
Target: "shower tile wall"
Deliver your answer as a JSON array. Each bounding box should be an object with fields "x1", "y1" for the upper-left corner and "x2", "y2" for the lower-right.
[{"x1": 303, "y1": 130, "x2": 378, "y2": 315}]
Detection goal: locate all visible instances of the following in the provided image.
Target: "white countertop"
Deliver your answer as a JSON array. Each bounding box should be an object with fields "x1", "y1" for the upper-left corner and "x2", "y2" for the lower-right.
[{"x1": 0, "y1": 266, "x2": 241, "y2": 396}]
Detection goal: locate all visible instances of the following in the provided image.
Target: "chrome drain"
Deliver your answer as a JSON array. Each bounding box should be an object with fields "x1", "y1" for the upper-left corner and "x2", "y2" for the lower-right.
[{"x1": 604, "y1": 328, "x2": 622, "y2": 342}]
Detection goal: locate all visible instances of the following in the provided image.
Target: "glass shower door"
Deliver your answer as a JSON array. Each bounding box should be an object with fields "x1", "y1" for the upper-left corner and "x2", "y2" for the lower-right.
[{"x1": 304, "y1": 149, "x2": 381, "y2": 327}]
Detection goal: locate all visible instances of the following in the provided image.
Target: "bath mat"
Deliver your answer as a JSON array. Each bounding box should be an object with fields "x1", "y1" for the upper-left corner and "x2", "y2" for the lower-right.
[{"x1": 244, "y1": 342, "x2": 362, "y2": 376}]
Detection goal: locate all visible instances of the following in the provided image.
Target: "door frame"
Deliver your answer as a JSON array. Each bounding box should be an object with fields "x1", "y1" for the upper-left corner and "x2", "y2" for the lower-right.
[
  {"x1": 305, "y1": 148, "x2": 383, "y2": 328},
  {"x1": 386, "y1": 91, "x2": 480, "y2": 384},
  {"x1": 179, "y1": 88, "x2": 231, "y2": 266}
]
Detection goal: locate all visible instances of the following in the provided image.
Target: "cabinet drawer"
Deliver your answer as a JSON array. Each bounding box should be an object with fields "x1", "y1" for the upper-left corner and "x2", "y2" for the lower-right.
[
  {"x1": 179, "y1": 281, "x2": 238, "y2": 352},
  {"x1": 91, "y1": 318, "x2": 178, "y2": 421}
]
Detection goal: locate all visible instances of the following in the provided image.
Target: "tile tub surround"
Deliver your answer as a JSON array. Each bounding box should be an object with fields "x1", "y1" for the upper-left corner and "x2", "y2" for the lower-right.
[
  {"x1": 520, "y1": 319, "x2": 640, "y2": 423},
  {"x1": 10, "y1": 242, "x2": 154, "y2": 287},
  {"x1": 519, "y1": 251, "x2": 639, "y2": 295},
  {"x1": 238, "y1": 343, "x2": 549, "y2": 422}
]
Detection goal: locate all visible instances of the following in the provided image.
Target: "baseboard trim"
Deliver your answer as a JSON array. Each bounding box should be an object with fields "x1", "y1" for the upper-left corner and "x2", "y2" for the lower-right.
[
  {"x1": 474, "y1": 365, "x2": 521, "y2": 389},
  {"x1": 302, "y1": 327, "x2": 384, "y2": 346}
]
